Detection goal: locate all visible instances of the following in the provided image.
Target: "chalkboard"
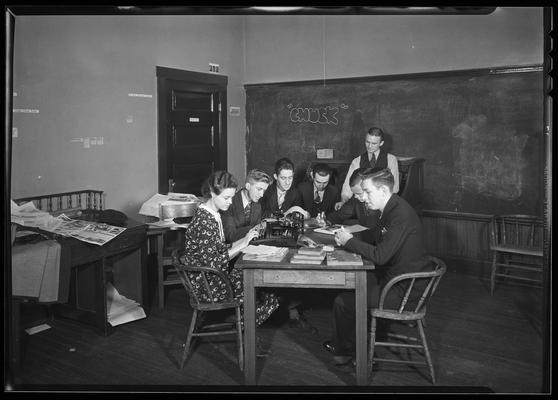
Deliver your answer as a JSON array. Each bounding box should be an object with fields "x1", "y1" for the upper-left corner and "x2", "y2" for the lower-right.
[{"x1": 245, "y1": 67, "x2": 544, "y2": 215}]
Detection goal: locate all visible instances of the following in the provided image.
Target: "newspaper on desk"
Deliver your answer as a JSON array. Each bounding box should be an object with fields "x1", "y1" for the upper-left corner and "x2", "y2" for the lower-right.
[{"x1": 11, "y1": 200, "x2": 126, "y2": 246}]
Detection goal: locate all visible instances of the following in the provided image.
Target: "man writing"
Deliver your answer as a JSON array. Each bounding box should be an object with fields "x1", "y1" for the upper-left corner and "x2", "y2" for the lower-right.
[
  {"x1": 298, "y1": 163, "x2": 340, "y2": 218},
  {"x1": 325, "y1": 167, "x2": 380, "y2": 242},
  {"x1": 323, "y1": 168, "x2": 430, "y2": 366}
]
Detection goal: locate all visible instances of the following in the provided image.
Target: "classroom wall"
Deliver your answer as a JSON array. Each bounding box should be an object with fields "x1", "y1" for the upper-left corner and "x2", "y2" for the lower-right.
[
  {"x1": 11, "y1": 8, "x2": 544, "y2": 220},
  {"x1": 243, "y1": 8, "x2": 543, "y2": 83},
  {"x1": 11, "y1": 15, "x2": 246, "y2": 219}
]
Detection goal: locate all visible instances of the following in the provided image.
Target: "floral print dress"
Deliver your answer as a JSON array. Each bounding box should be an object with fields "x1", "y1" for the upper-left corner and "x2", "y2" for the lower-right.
[{"x1": 181, "y1": 205, "x2": 279, "y2": 326}]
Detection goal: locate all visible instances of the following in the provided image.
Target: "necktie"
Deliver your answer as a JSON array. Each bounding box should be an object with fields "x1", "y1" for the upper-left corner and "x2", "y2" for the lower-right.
[
  {"x1": 244, "y1": 202, "x2": 251, "y2": 224},
  {"x1": 314, "y1": 190, "x2": 321, "y2": 204},
  {"x1": 370, "y1": 153, "x2": 377, "y2": 168},
  {"x1": 277, "y1": 190, "x2": 285, "y2": 209}
]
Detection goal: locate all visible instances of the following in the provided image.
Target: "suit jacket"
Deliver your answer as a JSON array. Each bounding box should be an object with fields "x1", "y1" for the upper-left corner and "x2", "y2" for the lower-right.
[
  {"x1": 326, "y1": 196, "x2": 380, "y2": 242},
  {"x1": 260, "y1": 182, "x2": 302, "y2": 217},
  {"x1": 344, "y1": 194, "x2": 430, "y2": 289},
  {"x1": 220, "y1": 190, "x2": 263, "y2": 243},
  {"x1": 297, "y1": 181, "x2": 340, "y2": 217}
]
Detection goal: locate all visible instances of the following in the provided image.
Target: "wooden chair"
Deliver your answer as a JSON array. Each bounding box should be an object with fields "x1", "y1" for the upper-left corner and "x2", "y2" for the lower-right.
[
  {"x1": 368, "y1": 256, "x2": 447, "y2": 384},
  {"x1": 171, "y1": 248, "x2": 244, "y2": 371},
  {"x1": 489, "y1": 214, "x2": 544, "y2": 295}
]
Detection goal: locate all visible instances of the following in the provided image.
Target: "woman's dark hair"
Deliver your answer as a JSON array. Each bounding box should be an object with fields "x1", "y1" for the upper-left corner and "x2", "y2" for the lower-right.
[{"x1": 201, "y1": 170, "x2": 238, "y2": 197}]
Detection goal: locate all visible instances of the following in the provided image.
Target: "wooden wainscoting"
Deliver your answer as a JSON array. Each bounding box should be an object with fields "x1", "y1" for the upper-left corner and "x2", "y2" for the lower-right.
[{"x1": 422, "y1": 210, "x2": 493, "y2": 278}]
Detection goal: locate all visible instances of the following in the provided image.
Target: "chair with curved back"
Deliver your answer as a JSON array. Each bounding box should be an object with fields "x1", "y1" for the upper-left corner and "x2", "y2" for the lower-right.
[
  {"x1": 171, "y1": 248, "x2": 244, "y2": 371},
  {"x1": 368, "y1": 256, "x2": 447, "y2": 384},
  {"x1": 489, "y1": 214, "x2": 544, "y2": 295}
]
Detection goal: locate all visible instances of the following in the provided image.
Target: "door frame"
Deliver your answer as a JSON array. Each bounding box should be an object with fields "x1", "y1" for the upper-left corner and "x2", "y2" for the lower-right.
[{"x1": 156, "y1": 66, "x2": 228, "y2": 194}]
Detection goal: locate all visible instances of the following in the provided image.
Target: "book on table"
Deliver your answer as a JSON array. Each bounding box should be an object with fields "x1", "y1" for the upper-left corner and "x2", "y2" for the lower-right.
[
  {"x1": 290, "y1": 247, "x2": 326, "y2": 264},
  {"x1": 326, "y1": 249, "x2": 363, "y2": 266},
  {"x1": 297, "y1": 247, "x2": 326, "y2": 256}
]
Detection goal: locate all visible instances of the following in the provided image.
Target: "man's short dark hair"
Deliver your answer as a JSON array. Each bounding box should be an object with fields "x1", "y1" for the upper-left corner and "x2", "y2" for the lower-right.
[
  {"x1": 367, "y1": 127, "x2": 385, "y2": 141},
  {"x1": 361, "y1": 168, "x2": 394, "y2": 192},
  {"x1": 274, "y1": 158, "x2": 295, "y2": 175},
  {"x1": 312, "y1": 163, "x2": 332, "y2": 177}
]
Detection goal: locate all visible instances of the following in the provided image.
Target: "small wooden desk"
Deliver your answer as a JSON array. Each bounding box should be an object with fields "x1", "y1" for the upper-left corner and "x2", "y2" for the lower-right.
[{"x1": 236, "y1": 248, "x2": 375, "y2": 386}]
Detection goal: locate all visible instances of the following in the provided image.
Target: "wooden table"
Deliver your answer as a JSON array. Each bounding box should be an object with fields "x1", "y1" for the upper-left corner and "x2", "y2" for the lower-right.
[{"x1": 236, "y1": 247, "x2": 375, "y2": 386}]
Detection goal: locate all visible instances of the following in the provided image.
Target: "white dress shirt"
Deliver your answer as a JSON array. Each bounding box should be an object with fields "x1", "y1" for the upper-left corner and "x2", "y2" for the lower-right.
[{"x1": 340, "y1": 151, "x2": 400, "y2": 202}]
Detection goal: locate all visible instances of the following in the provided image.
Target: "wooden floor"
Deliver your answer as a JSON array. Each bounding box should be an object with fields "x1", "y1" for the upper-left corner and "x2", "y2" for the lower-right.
[{"x1": 7, "y1": 270, "x2": 545, "y2": 393}]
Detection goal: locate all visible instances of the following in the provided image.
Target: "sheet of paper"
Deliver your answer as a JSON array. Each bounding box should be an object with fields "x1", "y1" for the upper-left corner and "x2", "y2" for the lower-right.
[
  {"x1": 345, "y1": 224, "x2": 369, "y2": 234},
  {"x1": 25, "y1": 323, "x2": 52, "y2": 335},
  {"x1": 242, "y1": 244, "x2": 287, "y2": 255},
  {"x1": 106, "y1": 282, "x2": 146, "y2": 327}
]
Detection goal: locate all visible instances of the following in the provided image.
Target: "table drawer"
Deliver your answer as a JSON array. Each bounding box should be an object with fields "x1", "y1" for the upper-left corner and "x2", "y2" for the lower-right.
[{"x1": 263, "y1": 270, "x2": 345, "y2": 285}]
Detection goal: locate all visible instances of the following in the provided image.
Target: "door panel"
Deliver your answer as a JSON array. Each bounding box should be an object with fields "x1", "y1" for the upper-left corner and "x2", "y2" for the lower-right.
[{"x1": 157, "y1": 67, "x2": 227, "y2": 196}]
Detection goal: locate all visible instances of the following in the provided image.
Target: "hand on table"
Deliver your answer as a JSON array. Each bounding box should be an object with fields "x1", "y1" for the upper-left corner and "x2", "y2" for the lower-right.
[
  {"x1": 334, "y1": 227, "x2": 353, "y2": 246},
  {"x1": 334, "y1": 201, "x2": 344, "y2": 211}
]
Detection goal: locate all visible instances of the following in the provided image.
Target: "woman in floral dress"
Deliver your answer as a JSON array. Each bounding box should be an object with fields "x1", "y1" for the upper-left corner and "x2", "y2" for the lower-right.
[{"x1": 180, "y1": 170, "x2": 280, "y2": 326}]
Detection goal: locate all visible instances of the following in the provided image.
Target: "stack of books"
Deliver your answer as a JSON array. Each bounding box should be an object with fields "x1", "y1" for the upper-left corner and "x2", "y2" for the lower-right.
[
  {"x1": 290, "y1": 247, "x2": 326, "y2": 265},
  {"x1": 326, "y1": 249, "x2": 363, "y2": 266}
]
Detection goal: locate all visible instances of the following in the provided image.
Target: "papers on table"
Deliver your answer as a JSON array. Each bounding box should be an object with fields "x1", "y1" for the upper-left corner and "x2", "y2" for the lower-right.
[
  {"x1": 106, "y1": 282, "x2": 146, "y2": 327},
  {"x1": 241, "y1": 245, "x2": 289, "y2": 262},
  {"x1": 11, "y1": 200, "x2": 126, "y2": 246},
  {"x1": 11, "y1": 200, "x2": 59, "y2": 230},
  {"x1": 314, "y1": 224, "x2": 369, "y2": 235}
]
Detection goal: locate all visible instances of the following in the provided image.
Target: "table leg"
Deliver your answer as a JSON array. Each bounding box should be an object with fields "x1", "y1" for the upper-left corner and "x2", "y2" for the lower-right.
[
  {"x1": 243, "y1": 269, "x2": 256, "y2": 385},
  {"x1": 355, "y1": 270, "x2": 368, "y2": 385},
  {"x1": 157, "y1": 234, "x2": 164, "y2": 310}
]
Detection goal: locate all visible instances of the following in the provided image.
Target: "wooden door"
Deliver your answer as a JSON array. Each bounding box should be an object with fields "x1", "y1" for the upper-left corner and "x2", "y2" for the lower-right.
[{"x1": 157, "y1": 67, "x2": 227, "y2": 195}]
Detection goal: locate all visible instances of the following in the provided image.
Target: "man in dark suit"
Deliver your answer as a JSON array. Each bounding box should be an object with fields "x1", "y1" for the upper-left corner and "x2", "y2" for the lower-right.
[
  {"x1": 298, "y1": 163, "x2": 340, "y2": 218},
  {"x1": 323, "y1": 168, "x2": 430, "y2": 366},
  {"x1": 326, "y1": 167, "x2": 380, "y2": 243},
  {"x1": 221, "y1": 169, "x2": 271, "y2": 243},
  {"x1": 261, "y1": 158, "x2": 307, "y2": 218}
]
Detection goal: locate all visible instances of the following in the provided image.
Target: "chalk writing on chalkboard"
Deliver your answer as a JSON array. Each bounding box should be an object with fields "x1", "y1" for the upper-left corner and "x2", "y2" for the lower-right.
[{"x1": 288, "y1": 103, "x2": 349, "y2": 125}]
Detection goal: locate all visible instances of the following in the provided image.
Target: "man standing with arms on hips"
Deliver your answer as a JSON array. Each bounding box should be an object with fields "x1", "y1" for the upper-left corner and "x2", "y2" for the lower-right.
[
  {"x1": 323, "y1": 168, "x2": 430, "y2": 367},
  {"x1": 335, "y1": 127, "x2": 399, "y2": 211}
]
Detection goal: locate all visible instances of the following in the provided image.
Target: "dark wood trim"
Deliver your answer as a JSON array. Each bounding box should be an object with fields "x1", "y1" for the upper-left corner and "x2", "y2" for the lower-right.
[
  {"x1": 156, "y1": 66, "x2": 227, "y2": 87},
  {"x1": 244, "y1": 64, "x2": 543, "y2": 89},
  {"x1": 156, "y1": 76, "x2": 169, "y2": 194},
  {"x1": 422, "y1": 209, "x2": 494, "y2": 222}
]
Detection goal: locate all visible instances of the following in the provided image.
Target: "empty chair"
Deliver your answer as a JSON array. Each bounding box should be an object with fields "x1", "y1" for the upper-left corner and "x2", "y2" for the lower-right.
[
  {"x1": 171, "y1": 248, "x2": 244, "y2": 371},
  {"x1": 489, "y1": 214, "x2": 544, "y2": 295},
  {"x1": 368, "y1": 256, "x2": 447, "y2": 384}
]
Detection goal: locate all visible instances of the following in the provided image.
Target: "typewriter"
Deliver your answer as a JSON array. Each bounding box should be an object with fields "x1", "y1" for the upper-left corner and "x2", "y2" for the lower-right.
[{"x1": 252, "y1": 210, "x2": 305, "y2": 247}]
